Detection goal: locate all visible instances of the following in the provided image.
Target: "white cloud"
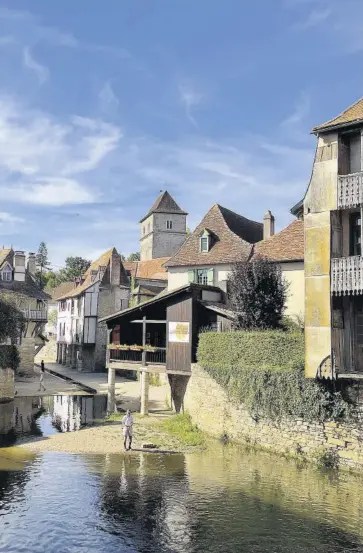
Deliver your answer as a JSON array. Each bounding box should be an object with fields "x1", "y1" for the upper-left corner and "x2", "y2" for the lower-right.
[
  {"x1": 0, "y1": 96, "x2": 122, "y2": 205},
  {"x1": 0, "y1": 179, "x2": 96, "y2": 206},
  {"x1": 281, "y1": 91, "x2": 311, "y2": 126},
  {"x1": 179, "y1": 82, "x2": 203, "y2": 127},
  {"x1": 23, "y1": 46, "x2": 49, "y2": 84},
  {"x1": 0, "y1": 212, "x2": 24, "y2": 235},
  {"x1": 293, "y1": 8, "x2": 331, "y2": 30},
  {"x1": 99, "y1": 82, "x2": 120, "y2": 113}
]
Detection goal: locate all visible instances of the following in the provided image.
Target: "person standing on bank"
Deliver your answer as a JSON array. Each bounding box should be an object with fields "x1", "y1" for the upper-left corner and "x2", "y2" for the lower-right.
[
  {"x1": 121, "y1": 409, "x2": 134, "y2": 451},
  {"x1": 39, "y1": 360, "x2": 46, "y2": 392}
]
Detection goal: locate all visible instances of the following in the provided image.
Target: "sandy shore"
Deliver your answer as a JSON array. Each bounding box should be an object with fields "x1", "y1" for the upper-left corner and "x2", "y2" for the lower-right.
[{"x1": 18, "y1": 414, "x2": 198, "y2": 455}]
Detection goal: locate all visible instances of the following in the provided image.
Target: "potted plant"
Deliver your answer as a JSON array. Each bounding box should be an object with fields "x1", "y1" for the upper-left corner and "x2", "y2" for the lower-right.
[{"x1": 130, "y1": 344, "x2": 142, "y2": 351}]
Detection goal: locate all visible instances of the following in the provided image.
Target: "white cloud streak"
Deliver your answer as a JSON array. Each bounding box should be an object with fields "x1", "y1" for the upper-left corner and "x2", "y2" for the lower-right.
[
  {"x1": 23, "y1": 46, "x2": 49, "y2": 84},
  {"x1": 293, "y1": 8, "x2": 331, "y2": 30},
  {"x1": 179, "y1": 82, "x2": 203, "y2": 127},
  {"x1": 281, "y1": 91, "x2": 311, "y2": 126},
  {"x1": 99, "y1": 82, "x2": 120, "y2": 113}
]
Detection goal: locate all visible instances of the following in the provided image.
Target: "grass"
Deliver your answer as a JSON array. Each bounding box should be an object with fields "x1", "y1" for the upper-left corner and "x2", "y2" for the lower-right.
[{"x1": 162, "y1": 413, "x2": 205, "y2": 447}]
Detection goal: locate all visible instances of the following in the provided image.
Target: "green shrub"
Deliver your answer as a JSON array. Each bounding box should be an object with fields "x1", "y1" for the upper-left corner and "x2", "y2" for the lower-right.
[
  {"x1": 163, "y1": 414, "x2": 205, "y2": 447},
  {"x1": 197, "y1": 331, "x2": 351, "y2": 423}
]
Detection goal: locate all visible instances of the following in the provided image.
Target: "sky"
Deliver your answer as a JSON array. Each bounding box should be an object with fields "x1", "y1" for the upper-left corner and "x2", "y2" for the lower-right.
[{"x1": 0, "y1": 0, "x2": 362, "y2": 267}]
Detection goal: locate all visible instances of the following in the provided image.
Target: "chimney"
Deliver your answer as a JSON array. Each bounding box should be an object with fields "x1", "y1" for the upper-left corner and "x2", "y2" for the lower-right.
[
  {"x1": 263, "y1": 210, "x2": 275, "y2": 240},
  {"x1": 13, "y1": 251, "x2": 26, "y2": 282},
  {"x1": 110, "y1": 250, "x2": 121, "y2": 286},
  {"x1": 27, "y1": 252, "x2": 36, "y2": 277}
]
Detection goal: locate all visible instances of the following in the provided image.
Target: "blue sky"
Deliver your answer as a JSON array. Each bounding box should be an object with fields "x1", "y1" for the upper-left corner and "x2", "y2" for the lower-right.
[{"x1": 0, "y1": 0, "x2": 362, "y2": 267}]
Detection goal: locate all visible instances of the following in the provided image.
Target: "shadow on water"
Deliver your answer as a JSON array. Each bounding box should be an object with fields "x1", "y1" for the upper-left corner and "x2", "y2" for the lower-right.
[{"x1": 0, "y1": 394, "x2": 107, "y2": 446}]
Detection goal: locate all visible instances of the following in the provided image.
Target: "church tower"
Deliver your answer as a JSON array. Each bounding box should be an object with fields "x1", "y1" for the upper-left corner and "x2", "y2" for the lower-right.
[{"x1": 139, "y1": 191, "x2": 188, "y2": 261}]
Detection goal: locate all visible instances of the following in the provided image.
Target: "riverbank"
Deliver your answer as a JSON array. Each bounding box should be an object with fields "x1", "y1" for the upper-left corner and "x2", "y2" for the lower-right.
[{"x1": 18, "y1": 412, "x2": 206, "y2": 455}]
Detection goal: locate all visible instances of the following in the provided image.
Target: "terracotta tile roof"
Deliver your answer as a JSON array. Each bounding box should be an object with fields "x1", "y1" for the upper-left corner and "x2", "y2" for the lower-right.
[
  {"x1": 252, "y1": 219, "x2": 304, "y2": 262},
  {"x1": 165, "y1": 204, "x2": 263, "y2": 267},
  {"x1": 124, "y1": 258, "x2": 169, "y2": 280},
  {"x1": 45, "y1": 281, "x2": 74, "y2": 302},
  {"x1": 140, "y1": 191, "x2": 187, "y2": 223},
  {"x1": 57, "y1": 248, "x2": 125, "y2": 300},
  {"x1": 312, "y1": 98, "x2": 363, "y2": 133}
]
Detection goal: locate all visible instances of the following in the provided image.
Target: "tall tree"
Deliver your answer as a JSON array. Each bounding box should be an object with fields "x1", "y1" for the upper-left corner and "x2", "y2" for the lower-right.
[
  {"x1": 228, "y1": 257, "x2": 288, "y2": 330},
  {"x1": 56, "y1": 256, "x2": 91, "y2": 283},
  {"x1": 35, "y1": 242, "x2": 51, "y2": 289},
  {"x1": 127, "y1": 252, "x2": 140, "y2": 262}
]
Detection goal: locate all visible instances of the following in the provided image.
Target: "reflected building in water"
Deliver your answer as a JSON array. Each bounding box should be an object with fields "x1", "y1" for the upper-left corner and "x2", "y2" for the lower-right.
[{"x1": 52, "y1": 395, "x2": 107, "y2": 432}]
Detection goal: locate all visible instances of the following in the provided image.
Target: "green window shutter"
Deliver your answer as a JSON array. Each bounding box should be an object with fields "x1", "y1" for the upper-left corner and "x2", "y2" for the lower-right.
[
  {"x1": 207, "y1": 268, "x2": 214, "y2": 285},
  {"x1": 188, "y1": 270, "x2": 195, "y2": 283}
]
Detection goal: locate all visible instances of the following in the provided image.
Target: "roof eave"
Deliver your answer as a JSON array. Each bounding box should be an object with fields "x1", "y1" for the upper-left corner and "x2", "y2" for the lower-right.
[{"x1": 311, "y1": 118, "x2": 363, "y2": 135}]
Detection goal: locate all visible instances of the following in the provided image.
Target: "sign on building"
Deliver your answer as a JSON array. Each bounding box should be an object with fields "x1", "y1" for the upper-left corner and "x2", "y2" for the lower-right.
[{"x1": 168, "y1": 322, "x2": 190, "y2": 343}]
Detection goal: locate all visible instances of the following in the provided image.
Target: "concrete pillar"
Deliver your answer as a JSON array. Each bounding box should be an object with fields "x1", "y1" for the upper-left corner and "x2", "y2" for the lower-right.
[
  {"x1": 140, "y1": 369, "x2": 149, "y2": 416},
  {"x1": 107, "y1": 367, "x2": 116, "y2": 414}
]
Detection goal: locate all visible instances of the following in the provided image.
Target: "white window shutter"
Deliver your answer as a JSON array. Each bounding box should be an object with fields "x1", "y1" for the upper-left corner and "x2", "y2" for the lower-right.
[
  {"x1": 207, "y1": 268, "x2": 214, "y2": 285},
  {"x1": 188, "y1": 270, "x2": 195, "y2": 283}
]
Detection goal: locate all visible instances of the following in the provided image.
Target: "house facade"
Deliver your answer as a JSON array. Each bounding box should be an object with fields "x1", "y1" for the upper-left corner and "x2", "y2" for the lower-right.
[
  {"x1": 0, "y1": 248, "x2": 49, "y2": 375},
  {"x1": 165, "y1": 204, "x2": 304, "y2": 321},
  {"x1": 304, "y1": 97, "x2": 363, "y2": 379},
  {"x1": 56, "y1": 248, "x2": 129, "y2": 371}
]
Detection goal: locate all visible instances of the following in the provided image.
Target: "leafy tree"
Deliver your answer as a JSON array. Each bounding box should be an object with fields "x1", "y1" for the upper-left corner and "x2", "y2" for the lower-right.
[
  {"x1": 227, "y1": 257, "x2": 288, "y2": 330},
  {"x1": 127, "y1": 252, "x2": 140, "y2": 261},
  {"x1": 35, "y1": 242, "x2": 51, "y2": 289},
  {"x1": 0, "y1": 297, "x2": 24, "y2": 344},
  {"x1": 56, "y1": 256, "x2": 91, "y2": 284}
]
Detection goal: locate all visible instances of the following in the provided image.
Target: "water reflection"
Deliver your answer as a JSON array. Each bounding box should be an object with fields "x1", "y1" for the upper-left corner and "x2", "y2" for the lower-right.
[
  {"x1": 1, "y1": 447, "x2": 363, "y2": 552},
  {"x1": 0, "y1": 394, "x2": 107, "y2": 445}
]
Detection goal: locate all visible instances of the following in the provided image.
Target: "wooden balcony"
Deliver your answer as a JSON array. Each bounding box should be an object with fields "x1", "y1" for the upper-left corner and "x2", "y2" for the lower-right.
[
  {"x1": 22, "y1": 309, "x2": 47, "y2": 322},
  {"x1": 331, "y1": 256, "x2": 363, "y2": 295},
  {"x1": 109, "y1": 347, "x2": 166, "y2": 367},
  {"x1": 338, "y1": 172, "x2": 363, "y2": 209}
]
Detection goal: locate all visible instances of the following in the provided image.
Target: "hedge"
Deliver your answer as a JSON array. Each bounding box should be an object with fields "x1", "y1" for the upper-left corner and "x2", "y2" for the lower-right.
[
  {"x1": 197, "y1": 331, "x2": 351, "y2": 422},
  {"x1": 0, "y1": 345, "x2": 20, "y2": 371}
]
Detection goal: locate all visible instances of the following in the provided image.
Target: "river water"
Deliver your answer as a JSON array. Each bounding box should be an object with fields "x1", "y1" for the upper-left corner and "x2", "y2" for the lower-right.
[{"x1": 1, "y1": 396, "x2": 363, "y2": 552}]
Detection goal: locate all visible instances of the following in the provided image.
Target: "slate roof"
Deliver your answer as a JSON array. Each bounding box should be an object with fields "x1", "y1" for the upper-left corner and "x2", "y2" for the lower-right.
[
  {"x1": 0, "y1": 272, "x2": 50, "y2": 300},
  {"x1": 0, "y1": 248, "x2": 13, "y2": 269},
  {"x1": 140, "y1": 191, "x2": 188, "y2": 223},
  {"x1": 165, "y1": 204, "x2": 263, "y2": 267},
  {"x1": 312, "y1": 98, "x2": 363, "y2": 133},
  {"x1": 252, "y1": 219, "x2": 304, "y2": 263},
  {"x1": 124, "y1": 258, "x2": 169, "y2": 280}
]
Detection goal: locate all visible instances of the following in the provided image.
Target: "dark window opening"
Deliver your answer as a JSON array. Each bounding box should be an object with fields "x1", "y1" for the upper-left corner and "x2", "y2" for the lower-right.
[{"x1": 350, "y1": 212, "x2": 361, "y2": 256}]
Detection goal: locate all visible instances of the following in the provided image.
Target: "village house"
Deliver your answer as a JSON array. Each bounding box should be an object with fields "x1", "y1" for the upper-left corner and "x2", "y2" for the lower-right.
[
  {"x1": 165, "y1": 204, "x2": 304, "y2": 321},
  {"x1": 56, "y1": 248, "x2": 129, "y2": 371},
  {"x1": 0, "y1": 248, "x2": 49, "y2": 375},
  {"x1": 45, "y1": 282, "x2": 74, "y2": 336},
  {"x1": 303, "y1": 97, "x2": 363, "y2": 379}
]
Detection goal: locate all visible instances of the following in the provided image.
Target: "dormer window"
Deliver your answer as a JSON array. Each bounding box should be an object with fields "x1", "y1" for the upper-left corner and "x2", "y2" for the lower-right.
[
  {"x1": 200, "y1": 229, "x2": 211, "y2": 252},
  {"x1": 1, "y1": 263, "x2": 12, "y2": 281}
]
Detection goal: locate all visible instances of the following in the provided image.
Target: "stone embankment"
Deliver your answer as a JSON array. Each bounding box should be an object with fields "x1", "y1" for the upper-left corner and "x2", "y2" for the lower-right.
[{"x1": 184, "y1": 365, "x2": 363, "y2": 470}]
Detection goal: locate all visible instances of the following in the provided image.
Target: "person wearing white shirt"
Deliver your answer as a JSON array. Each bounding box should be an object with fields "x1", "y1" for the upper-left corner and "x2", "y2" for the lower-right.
[{"x1": 121, "y1": 409, "x2": 134, "y2": 451}]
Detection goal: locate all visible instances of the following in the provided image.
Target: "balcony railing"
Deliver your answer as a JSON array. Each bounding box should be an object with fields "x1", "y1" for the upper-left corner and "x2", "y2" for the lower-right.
[
  {"x1": 338, "y1": 172, "x2": 363, "y2": 209},
  {"x1": 22, "y1": 309, "x2": 47, "y2": 321},
  {"x1": 109, "y1": 347, "x2": 166, "y2": 365},
  {"x1": 331, "y1": 256, "x2": 363, "y2": 295}
]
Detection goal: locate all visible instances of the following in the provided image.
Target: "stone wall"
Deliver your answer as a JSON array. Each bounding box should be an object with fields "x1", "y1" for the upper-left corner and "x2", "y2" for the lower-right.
[
  {"x1": 184, "y1": 365, "x2": 363, "y2": 470},
  {"x1": 35, "y1": 336, "x2": 57, "y2": 363},
  {"x1": 0, "y1": 368, "x2": 14, "y2": 401},
  {"x1": 18, "y1": 337, "x2": 35, "y2": 376}
]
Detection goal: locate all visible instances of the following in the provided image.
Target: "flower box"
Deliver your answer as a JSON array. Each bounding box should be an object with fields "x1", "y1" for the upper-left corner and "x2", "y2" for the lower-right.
[{"x1": 130, "y1": 345, "x2": 142, "y2": 352}]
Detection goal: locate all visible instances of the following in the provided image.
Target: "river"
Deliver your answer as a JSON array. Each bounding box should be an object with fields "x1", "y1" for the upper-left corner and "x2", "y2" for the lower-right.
[{"x1": 1, "y1": 396, "x2": 363, "y2": 552}]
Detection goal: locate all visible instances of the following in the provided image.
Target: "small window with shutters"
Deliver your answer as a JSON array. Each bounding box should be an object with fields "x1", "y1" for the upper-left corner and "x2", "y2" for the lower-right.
[{"x1": 350, "y1": 213, "x2": 361, "y2": 256}]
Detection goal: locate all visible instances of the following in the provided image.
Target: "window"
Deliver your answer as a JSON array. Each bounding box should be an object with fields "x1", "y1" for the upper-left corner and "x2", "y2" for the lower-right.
[
  {"x1": 200, "y1": 236, "x2": 209, "y2": 252},
  {"x1": 147, "y1": 222, "x2": 151, "y2": 233},
  {"x1": 166, "y1": 220, "x2": 173, "y2": 230},
  {"x1": 60, "y1": 300, "x2": 67, "y2": 311},
  {"x1": 143, "y1": 226, "x2": 146, "y2": 235},
  {"x1": 340, "y1": 132, "x2": 362, "y2": 175},
  {"x1": 1, "y1": 270, "x2": 12, "y2": 281},
  {"x1": 197, "y1": 269, "x2": 209, "y2": 285},
  {"x1": 350, "y1": 213, "x2": 361, "y2": 256}
]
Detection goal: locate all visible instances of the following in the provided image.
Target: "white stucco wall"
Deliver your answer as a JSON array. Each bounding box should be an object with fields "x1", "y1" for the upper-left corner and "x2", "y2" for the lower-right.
[{"x1": 168, "y1": 261, "x2": 305, "y2": 321}]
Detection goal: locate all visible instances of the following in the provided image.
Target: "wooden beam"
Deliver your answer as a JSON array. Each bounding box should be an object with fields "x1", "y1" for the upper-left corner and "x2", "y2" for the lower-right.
[{"x1": 131, "y1": 319, "x2": 167, "y2": 324}]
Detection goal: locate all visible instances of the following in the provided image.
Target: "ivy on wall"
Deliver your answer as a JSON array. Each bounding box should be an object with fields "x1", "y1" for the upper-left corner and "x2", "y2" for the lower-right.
[
  {"x1": 197, "y1": 331, "x2": 351, "y2": 422},
  {"x1": 0, "y1": 345, "x2": 20, "y2": 371}
]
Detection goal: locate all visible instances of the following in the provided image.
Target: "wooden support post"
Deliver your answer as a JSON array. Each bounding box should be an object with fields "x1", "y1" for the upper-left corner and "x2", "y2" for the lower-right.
[
  {"x1": 107, "y1": 366, "x2": 116, "y2": 414},
  {"x1": 141, "y1": 315, "x2": 147, "y2": 367},
  {"x1": 140, "y1": 369, "x2": 149, "y2": 416}
]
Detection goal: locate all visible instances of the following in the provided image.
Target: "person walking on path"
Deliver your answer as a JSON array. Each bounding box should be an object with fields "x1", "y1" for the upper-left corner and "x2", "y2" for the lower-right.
[
  {"x1": 38, "y1": 360, "x2": 46, "y2": 392},
  {"x1": 121, "y1": 409, "x2": 134, "y2": 451}
]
